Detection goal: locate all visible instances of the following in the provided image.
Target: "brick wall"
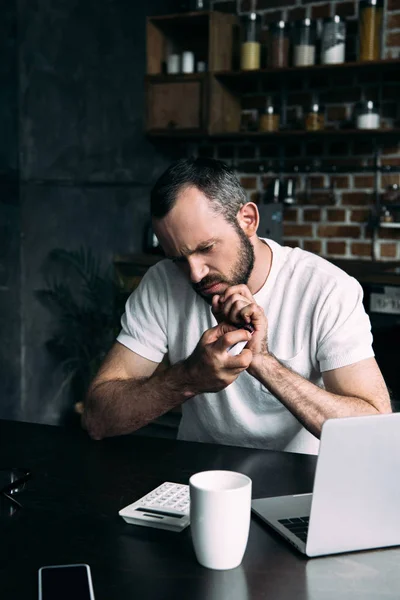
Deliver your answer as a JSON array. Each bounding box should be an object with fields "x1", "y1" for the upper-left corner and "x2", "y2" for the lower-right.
[{"x1": 208, "y1": 0, "x2": 400, "y2": 261}]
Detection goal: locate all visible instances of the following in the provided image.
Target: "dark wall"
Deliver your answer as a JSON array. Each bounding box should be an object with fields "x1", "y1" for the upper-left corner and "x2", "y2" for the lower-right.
[
  {"x1": 0, "y1": 1, "x2": 20, "y2": 420},
  {"x1": 1, "y1": 0, "x2": 182, "y2": 424}
]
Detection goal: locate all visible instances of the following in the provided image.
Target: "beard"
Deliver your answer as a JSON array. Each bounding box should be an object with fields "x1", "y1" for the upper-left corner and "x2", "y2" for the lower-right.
[{"x1": 192, "y1": 224, "x2": 255, "y2": 304}]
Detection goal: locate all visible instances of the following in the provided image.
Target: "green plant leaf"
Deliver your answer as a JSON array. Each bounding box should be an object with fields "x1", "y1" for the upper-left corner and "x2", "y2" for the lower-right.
[{"x1": 36, "y1": 247, "x2": 123, "y2": 404}]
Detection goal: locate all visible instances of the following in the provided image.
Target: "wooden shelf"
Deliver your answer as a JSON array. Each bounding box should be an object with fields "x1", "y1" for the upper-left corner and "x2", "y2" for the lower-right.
[
  {"x1": 219, "y1": 57, "x2": 400, "y2": 75},
  {"x1": 145, "y1": 11, "x2": 399, "y2": 144},
  {"x1": 211, "y1": 128, "x2": 400, "y2": 139},
  {"x1": 146, "y1": 73, "x2": 207, "y2": 83},
  {"x1": 146, "y1": 128, "x2": 208, "y2": 138},
  {"x1": 148, "y1": 10, "x2": 210, "y2": 22},
  {"x1": 147, "y1": 128, "x2": 400, "y2": 140},
  {"x1": 114, "y1": 254, "x2": 164, "y2": 293},
  {"x1": 214, "y1": 58, "x2": 400, "y2": 84},
  {"x1": 146, "y1": 58, "x2": 400, "y2": 82}
]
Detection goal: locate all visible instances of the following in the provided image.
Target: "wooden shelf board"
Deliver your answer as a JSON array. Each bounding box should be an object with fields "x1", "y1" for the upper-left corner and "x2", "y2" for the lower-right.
[
  {"x1": 148, "y1": 11, "x2": 211, "y2": 22},
  {"x1": 145, "y1": 73, "x2": 207, "y2": 82},
  {"x1": 146, "y1": 128, "x2": 400, "y2": 140},
  {"x1": 146, "y1": 58, "x2": 400, "y2": 80},
  {"x1": 214, "y1": 58, "x2": 400, "y2": 79},
  {"x1": 146, "y1": 129, "x2": 208, "y2": 138},
  {"x1": 210, "y1": 128, "x2": 400, "y2": 139}
]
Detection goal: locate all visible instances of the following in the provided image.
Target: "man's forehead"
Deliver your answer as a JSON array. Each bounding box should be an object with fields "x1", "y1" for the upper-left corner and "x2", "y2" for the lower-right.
[
  {"x1": 177, "y1": 238, "x2": 217, "y2": 256},
  {"x1": 175, "y1": 184, "x2": 211, "y2": 206}
]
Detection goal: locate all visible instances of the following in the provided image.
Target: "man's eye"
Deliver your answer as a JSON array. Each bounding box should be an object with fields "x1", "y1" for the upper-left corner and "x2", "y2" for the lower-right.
[{"x1": 170, "y1": 245, "x2": 213, "y2": 264}]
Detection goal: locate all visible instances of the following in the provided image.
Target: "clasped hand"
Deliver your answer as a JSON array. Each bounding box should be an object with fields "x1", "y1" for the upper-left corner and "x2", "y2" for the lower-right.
[
  {"x1": 211, "y1": 284, "x2": 268, "y2": 359},
  {"x1": 185, "y1": 285, "x2": 269, "y2": 394}
]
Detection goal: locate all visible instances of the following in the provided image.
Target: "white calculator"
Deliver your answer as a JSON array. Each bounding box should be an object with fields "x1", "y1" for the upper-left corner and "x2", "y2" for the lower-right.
[{"x1": 119, "y1": 481, "x2": 190, "y2": 532}]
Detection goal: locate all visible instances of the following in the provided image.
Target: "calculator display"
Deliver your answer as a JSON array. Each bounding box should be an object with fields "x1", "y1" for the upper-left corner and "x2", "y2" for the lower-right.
[{"x1": 135, "y1": 507, "x2": 185, "y2": 519}]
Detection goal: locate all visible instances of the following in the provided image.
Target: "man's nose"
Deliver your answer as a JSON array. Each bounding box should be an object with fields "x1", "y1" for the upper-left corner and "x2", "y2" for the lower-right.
[{"x1": 187, "y1": 256, "x2": 208, "y2": 283}]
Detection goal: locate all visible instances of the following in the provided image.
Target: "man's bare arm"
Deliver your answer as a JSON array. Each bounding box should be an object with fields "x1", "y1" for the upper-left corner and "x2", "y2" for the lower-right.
[
  {"x1": 84, "y1": 324, "x2": 253, "y2": 440},
  {"x1": 84, "y1": 346, "x2": 199, "y2": 440},
  {"x1": 213, "y1": 284, "x2": 392, "y2": 439},
  {"x1": 248, "y1": 356, "x2": 391, "y2": 439}
]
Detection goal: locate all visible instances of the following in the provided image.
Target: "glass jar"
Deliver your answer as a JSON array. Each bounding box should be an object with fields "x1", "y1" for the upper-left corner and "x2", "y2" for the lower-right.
[
  {"x1": 293, "y1": 19, "x2": 317, "y2": 66},
  {"x1": 240, "y1": 109, "x2": 258, "y2": 131},
  {"x1": 381, "y1": 208, "x2": 394, "y2": 224},
  {"x1": 355, "y1": 100, "x2": 380, "y2": 129},
  {"x1": 240, "y1": 13, "x2": 262, "y2": 70},
  {"x1": 359, "y1": 0, "x2": 383, "y2": 61},
  {"x1": 259, "y1": 101, "x2": 280, "y2": 132},
  {"x1": 321, "y1": 16, "x2": 346, "y2": 64},
  {"x1": 268, "y1": 21, "x2": 290, "y2": 68},
  {"x1": 305, "y1": 102, "x2": 325, "y2": 131},
  {"x1": 184, "y1": 0, "x2": 210, "y2": 9},
  {"x1": 383, "y1": 184, "x2": 400, "y2": 205}
]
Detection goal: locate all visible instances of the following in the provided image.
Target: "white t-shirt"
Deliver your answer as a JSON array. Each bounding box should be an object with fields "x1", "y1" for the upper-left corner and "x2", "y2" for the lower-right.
[{"x1": 117, "y1": 240, "x2": 374, "y2": 454}]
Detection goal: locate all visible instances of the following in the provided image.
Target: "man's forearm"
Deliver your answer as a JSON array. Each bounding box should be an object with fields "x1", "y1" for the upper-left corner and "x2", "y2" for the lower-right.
[
  {"x1": 249, "y1": 355, "x2": 382, "y2": 438},
  {"x1": 84, "y1": 361, "x2": 196, "y2": 440}
]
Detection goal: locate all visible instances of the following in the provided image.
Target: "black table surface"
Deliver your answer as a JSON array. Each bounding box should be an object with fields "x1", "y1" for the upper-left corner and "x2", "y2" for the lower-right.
[{"x1": 1, "y1": 419, "x2": 400, "y2": 599}]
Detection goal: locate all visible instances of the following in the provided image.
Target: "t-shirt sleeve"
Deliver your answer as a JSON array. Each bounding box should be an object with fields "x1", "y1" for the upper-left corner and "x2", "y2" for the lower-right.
[
  {"x1": 316, "y1": 275, "x2": 374, "y2": 372},
  {"x1": 116, "y1": 265, "x2": 168, "y2": 364}
]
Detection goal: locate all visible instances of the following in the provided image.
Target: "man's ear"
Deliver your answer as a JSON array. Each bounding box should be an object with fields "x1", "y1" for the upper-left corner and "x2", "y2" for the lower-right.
[{"x1": 237, "y1": 202, "x2": 259, "y2": 237}]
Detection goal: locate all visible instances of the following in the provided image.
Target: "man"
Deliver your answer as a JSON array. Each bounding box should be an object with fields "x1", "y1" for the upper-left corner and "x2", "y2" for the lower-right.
[{"x1": 84, "y1": 157, "x2": 391, "y2": 454}]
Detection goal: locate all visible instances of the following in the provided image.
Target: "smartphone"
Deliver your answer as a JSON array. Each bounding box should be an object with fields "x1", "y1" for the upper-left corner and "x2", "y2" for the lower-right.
[{"x1": 38, "y1": 564, "x2": 95, "y2": 600}]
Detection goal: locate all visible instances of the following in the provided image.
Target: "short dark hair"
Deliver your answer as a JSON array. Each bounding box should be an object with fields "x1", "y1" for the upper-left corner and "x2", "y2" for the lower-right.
[{"x1": 150, "y1": 157, "x2": 247, "y2": 224}]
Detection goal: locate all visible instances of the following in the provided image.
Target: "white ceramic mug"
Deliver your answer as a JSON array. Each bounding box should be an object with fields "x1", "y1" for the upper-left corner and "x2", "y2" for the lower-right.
[{"x1": 189, "y1": 470, "x2": 252, "y2": 570}]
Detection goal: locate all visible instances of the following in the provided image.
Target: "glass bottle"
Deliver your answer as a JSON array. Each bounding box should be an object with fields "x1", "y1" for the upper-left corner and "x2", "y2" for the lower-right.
[
  {"x1": 268, "y1": 20, "x2": 290, "y2": 68},
  {"x1": 321, "y1": 15, "x2": 346, "y2": 64},
  {"x1": 293, "y1": 19, "x2": 317, "y2": 66},
  {"x1": 359, "y1": 0, "x2": 383, "y2": 61},
  {"x1": 383, "y1": 184, "x2": 400, "y2": 205},
  {"x1": 240, "y1": 13, "x2": 262, "y2": 70},
  {"x1": 305, "y1": 102, "x2": 325, "y2": 131},
  {"x1": 259, "y1": 99, "x2": 280, "y2": 132},
  {"x1": 183, "y1": 0, "x2": 210, "y2": 9}
]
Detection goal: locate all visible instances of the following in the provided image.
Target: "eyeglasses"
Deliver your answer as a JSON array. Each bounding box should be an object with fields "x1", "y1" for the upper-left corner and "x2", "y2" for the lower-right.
[{"x1": 0, "y1": 468, "x2": 31, "y2": 517}]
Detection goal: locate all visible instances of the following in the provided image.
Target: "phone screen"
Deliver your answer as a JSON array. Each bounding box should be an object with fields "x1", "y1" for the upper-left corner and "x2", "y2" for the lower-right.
[{"x1": 39, "y1": 564, "x2": 94, "y2": 600}]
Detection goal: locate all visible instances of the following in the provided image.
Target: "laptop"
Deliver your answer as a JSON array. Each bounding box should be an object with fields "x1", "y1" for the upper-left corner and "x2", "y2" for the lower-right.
[{"x1": 251, "y1": 413, "x2": 400, "y2": 557}]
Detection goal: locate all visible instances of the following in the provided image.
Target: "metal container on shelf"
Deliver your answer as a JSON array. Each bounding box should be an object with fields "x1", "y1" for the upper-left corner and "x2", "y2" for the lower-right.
[
  {"x1": 293, "y1": 19, "x2": 317, "y2": 66},
  {"x1": 268, "y1": 20, "x2": 290, "y2": 68},
  {"x1": 240, "y1": 12, "x2": 262, "y2": 70},
  {"x1": 321, "y1": 15, "x2": 346, "y2": 64},
  {"x1": 359, "y1": 0, "x2": 383, "y2": 61},
  {"x1": 282, "y1": 178, "x2": 296, "y2": 205}
]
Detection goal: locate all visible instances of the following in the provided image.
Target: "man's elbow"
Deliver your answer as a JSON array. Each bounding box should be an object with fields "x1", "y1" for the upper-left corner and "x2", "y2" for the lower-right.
[
  {"x1": 81, "y1": 408, "x2": 104, "y2": 440},
  {"x1": 80, "y1": 393, "x2": 108, "y2": 440}
]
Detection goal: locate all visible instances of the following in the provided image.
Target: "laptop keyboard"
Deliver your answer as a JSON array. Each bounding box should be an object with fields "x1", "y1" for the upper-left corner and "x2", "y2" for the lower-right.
[{"x1": 278, "y1": 516, "x2": 309, "y2": 543}]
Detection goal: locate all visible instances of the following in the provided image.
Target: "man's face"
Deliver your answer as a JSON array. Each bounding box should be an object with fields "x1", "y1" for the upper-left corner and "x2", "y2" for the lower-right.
[{"x1": 153, "y1": 186, "x2": 255, "y2": 304}]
